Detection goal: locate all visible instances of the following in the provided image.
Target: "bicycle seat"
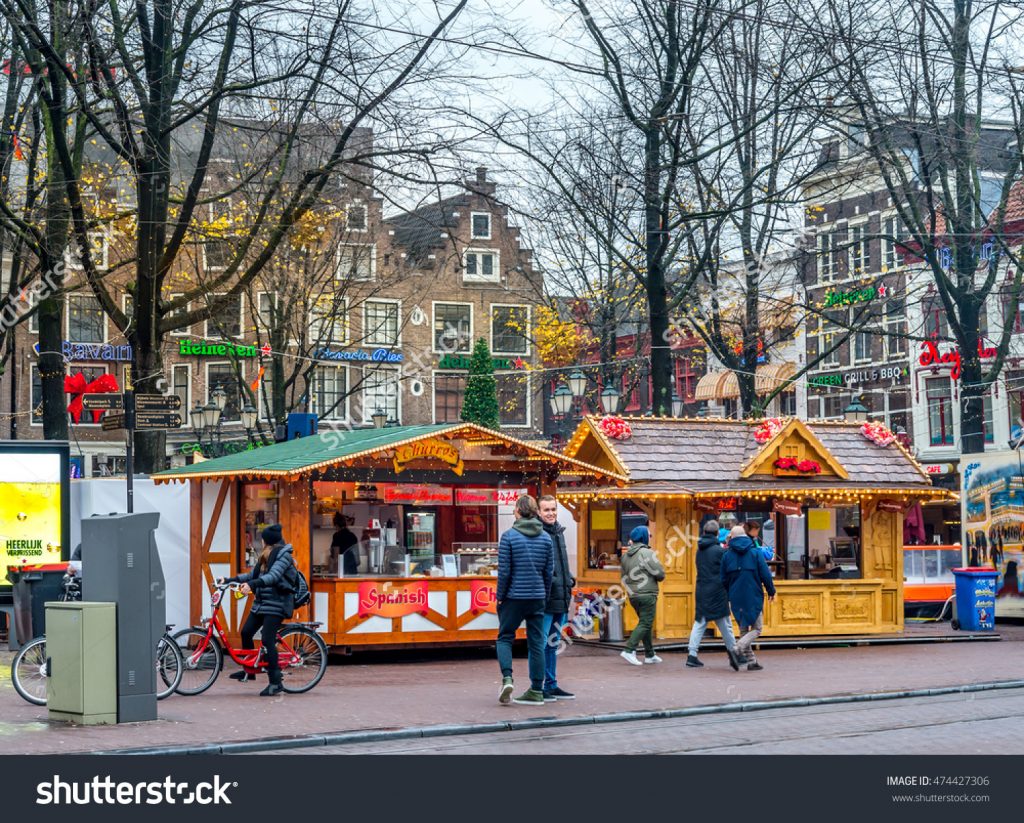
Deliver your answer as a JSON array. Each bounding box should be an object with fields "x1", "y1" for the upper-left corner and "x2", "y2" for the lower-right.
[{"x1": 291, "y1": 621, "x2": 323, "y2": 630}]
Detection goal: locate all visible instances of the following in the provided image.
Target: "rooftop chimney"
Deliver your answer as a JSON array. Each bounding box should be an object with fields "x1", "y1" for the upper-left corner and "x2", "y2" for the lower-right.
[{"x1": 476, "y1": 166, "x2": 488, "y2": 184}]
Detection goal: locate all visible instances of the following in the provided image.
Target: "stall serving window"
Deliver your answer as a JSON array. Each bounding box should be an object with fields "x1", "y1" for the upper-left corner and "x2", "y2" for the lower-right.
[
  {"x1": 587, "y1": 499, "x2": 649, "y2": 570},
  {"x1": 242, "y1": 482, "x2": 280, "y2": 568}
]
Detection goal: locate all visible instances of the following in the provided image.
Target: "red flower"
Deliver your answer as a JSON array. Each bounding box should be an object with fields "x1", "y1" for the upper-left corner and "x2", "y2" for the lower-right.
[
  {"x1": 773, "y1": 457, "x2": 797, "y2": 470},
  {"x1": 796, "y1": 459, "x2": 822, "y2": 474}
]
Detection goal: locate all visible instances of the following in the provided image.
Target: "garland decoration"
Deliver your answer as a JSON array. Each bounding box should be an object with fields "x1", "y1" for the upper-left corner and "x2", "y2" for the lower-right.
[
  {"x1": 860, "y1": 421, "x2": 897, "y2": 447},
  {"x1": 598, "y1": 415, "x2": 632, "y2": 440},
  {"x1": 753, "y1": 417, "x2": 785, "y2": 444}
]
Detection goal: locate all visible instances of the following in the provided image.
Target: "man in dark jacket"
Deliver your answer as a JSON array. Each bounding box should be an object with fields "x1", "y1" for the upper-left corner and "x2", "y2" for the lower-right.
[
  {"x1": 686, "y1": 520, "x2": 742, "y2": 670},
  {"x1": 721, "y1": 524, "x2": 776, "y2": 671},
  {"x1": 539, "y1": 495, "x2": 575, "y2": 700},
  {"x1": 496, "y1": 495, "x2": 554, "y2": 706}
]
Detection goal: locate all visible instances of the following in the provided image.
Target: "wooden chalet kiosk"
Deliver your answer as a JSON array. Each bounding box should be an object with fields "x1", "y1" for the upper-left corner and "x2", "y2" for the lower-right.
[
  {"x1": 152, "y1": 423, "x2": 622, "y2": 650},
  {"x1": 560, "y1": 416, "x2": 953, "y2": 638}
]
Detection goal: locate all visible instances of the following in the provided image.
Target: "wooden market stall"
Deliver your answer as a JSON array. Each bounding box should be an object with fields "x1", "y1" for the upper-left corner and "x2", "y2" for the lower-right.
[
  {"x1": 560, "y1": 416, "x2": 954, "y2": 638},
  {"x1": 152, "y1": 423, "x2": 623, "y2": 650}
]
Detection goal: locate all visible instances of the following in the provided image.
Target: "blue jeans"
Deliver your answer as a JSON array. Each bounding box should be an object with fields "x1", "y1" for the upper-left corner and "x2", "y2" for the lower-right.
[
  {"x1": 542, "y1": 612, "x2": 567, "y2": 690},
  {"x1": 496, "y1": 598, "x2": 546, "y2": 691},
  {"x1": 687, "y1": 615, "x2": 737, "y2": 657}
]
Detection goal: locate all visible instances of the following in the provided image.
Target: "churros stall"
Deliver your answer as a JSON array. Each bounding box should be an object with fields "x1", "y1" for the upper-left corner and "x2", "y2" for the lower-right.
[
  {"x1": 152, "y1": 424, "x2": 623, "y2": 650},
  {"x1": 561, "y1": 416, "x2": 953, "y2": 638}
]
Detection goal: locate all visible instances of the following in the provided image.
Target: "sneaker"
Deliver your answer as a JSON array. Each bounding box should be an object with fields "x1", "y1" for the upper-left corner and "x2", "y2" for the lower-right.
[
  {"x1": 747, "y1": 662, "x2": 763, "y2": 672},
  {"x1": 644, "y1": 655, "x2": 663, "y2": 664},
  {"x1": 498, "y1": 677, "x2": 514, "y2": 705},
  {"x1": 546, "y1": 687, "x2": 576, "y2": 700},
  {"x1": 685, "y1": 655, "x2": 704, "y2": 668},
  {"x1": 512, "y1": 689, "x2": 546, "y2": 705},
  {"x1": 259, "y1": 683, "x2": 284, "y2": 697},
  {"x1": 620, "y1": 650, "x2": 642, "y2": 666},
  {"x1": 726, "y1": 648, "x2": 741, "y2": 672}
]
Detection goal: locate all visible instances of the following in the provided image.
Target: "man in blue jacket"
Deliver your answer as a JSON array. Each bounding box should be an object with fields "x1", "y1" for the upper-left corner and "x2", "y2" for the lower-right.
[
  {"x1": 496, "y1": 495, "x2": 554, "y2": 706},
  {"x1": 721, "y1": 524, "x2": 776, "y2": 671}
]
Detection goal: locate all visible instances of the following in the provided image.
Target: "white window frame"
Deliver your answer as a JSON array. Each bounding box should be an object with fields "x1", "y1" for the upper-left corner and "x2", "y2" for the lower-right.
[
  {"x1": 168, "y1": 293, "x2": 192, "y2": 337},
  {"x1": 431, "y1": 369, "x2": 467, "y2": 424},
  {"x1": 817, "y1": 229, "x2": 835, "y2": 283},
  {"x1": 257, "y1": 291, "x2": 277, "y2": 332},
  {"x1": 336, "y1": 243, "x2": 376, "y2": 282},
  {"x1": 346, "y1": 202, "x2": 368, "y2": 233},
  {"x1": 882, "y1": 213, "x2": 903, "y2": 273},
  {"x1": 821, "y1": 311, "x2": 842, "y2": 369},
  {"x1": 490, "y1": 303, "x2": 531, "y2": 356},
  {"x1": 363, "y1": 298, "x2": 401, "y2": 347},
  {"x1": 66, "y1": 293, "x2": 108, "y2": 344},
  {"x1": 202, "y1": 237, "x2": 231, "y2": 271},
  {"x1": 361, "y1": 365, "x2": 401, "y2": 425},
  {"x1": 208, "y1": 198, "x2": 230, "y2": 222},
  {"x1": 65, "y1": 229, "x2": 109, "y2": 271},
  {"x1": 309, "y1": 296, "x2": 348, "y2": 347},
  {"x1": 495, "y1": 370, "x2": 531, "y2": 429},
  {"x1": 883, "y1": 297, "x2": 906, "y2": 360},
  {"x1": 204, "y1": 292, "x2": 244, "y2": 340},
  {"x1": 848, "y1": 220, "x2": 871, "y2": 277},
  {"x1": 313, "y1": 364, "x2": 349, "y2": 422},
  {"x1": 470, "y1": 211, "x2": 492, "y2": 240},
  {"x1": 853, "y1": 328, "x2": 872, "y2": 364},
  {"x1": 121, "y1": 294, "x2": 134, "y2": 328},
  {"x1": 431, "y1": 300, "x2": 474, "y2": 354},
  {"x1": 171, "y1": 363, "x2": 191, "y2": 428},
  {"x1": 205, "y1": 361, "x2": 244, "y2": 426},
  {"x1": 463, "y1": 248, "x2": 500, "y2": 284}
]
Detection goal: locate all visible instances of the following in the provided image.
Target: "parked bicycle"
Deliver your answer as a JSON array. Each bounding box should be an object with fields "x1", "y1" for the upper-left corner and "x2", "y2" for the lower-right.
[
  {"x1": 10, "y1": 566, "x2": 184, "y2": 706},
  {"x1": 171, "y1": 582, "x2": 327, "y2": 695}
]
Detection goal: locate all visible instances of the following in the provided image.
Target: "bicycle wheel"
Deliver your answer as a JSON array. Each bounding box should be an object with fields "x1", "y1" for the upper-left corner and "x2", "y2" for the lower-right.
[
  {"x1": 172, "y1": 627, "x2": 223, "y2": 696},
  {"x1": 156, "y1": 634, "x2": 183, "y2": 700},
  {"x1": 11, "y1": 637, "x2": 48, "y2": 706},
  {"x1": 278, "y1": 626, "x2": 328, "y2": 693}
]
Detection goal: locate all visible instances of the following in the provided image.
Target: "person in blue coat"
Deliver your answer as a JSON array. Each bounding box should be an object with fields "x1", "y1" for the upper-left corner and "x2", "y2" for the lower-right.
[
  {"x1": 721, "y1": 525, "x2": 776, "y2": 671},
  {"x1": 495, "y1": 495, "x2": 553, "y2": 706}
]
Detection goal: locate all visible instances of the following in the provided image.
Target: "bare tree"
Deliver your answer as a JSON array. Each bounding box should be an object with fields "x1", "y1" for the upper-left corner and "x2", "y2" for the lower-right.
[
  {"x1": 823, "y1": 0, "x2": 1024, "y2": 453},
  {"x1": 0, "y1": 0, "x2": 467, "y2": 470}
]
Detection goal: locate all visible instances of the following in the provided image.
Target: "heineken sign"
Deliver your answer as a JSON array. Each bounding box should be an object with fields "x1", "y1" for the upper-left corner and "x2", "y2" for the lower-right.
[
  {"x1": 823, "y1": 282, "x2": 888, "y2": 308},
  {"x1": 439, "y1": 354, "x2": 525, "y2": 370},
  {"x1": 179, "y1": 340, "x2": 267, "y2": 358}
]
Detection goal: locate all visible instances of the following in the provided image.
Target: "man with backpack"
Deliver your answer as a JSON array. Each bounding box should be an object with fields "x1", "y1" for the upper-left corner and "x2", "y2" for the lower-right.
[{"x1": 721, "y1": 524, "x2": 776, "y2": 672}]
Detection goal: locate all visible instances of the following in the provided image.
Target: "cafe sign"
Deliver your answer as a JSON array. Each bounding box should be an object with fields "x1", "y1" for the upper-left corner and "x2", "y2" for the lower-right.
[
  {"x1": 694, "y1": 496, "x2": 738, "y2": 512},
  {"x1": 455, "y1": 488, "x2": 528, "y2": 506},
  {"x1": 876, "y1": 499, "x2": 905, "y2": 513},
  {"x1": 315, "y1": 346, "x2": 404, "y2": 363},
  {"x1": 383, "y1": 484, "x2": 452, "y2": 505},
  {"x1": 918, "y1": 340, "x2": 996, "y2": 381},
  {"x1": 469, "y1": 580, "x2": 498, "y2": 614},
  {"x1": 808, "y1": 364, "x2": 908, "y2": 388},
  {"x1": 393, "y1": 437, "x2": 465, "y2": 476},
  {"x1": 357, "y1": 581, "x2": 429, "y2": 618},
  {"x1": 772, "y1": 499, "x2": 803, "y2": 516}
]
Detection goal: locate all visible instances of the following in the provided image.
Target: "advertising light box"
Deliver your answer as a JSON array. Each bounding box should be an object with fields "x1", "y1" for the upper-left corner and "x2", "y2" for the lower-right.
[{"x1": 0, "y1": 442, "x2": 70, "y2": 586}]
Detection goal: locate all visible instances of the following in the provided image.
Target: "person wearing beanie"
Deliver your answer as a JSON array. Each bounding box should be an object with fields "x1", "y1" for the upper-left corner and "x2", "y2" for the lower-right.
[
  {"x1": 217, "y1": 523, "x2": 296, "y2": 695},
  {"x1": 619, "y1": 524, "x2": 665, "y2": 666},
  {"x1": 722, "y1": 520, "x2": 776, "y2": 671},
  {"x1": 686, "y1": 520, "x2": 742, "y2": 670}
]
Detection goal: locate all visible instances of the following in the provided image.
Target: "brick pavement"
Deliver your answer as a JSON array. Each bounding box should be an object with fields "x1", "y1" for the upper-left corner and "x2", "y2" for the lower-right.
[{"x1": 1, "y1": 625, "x2": 1023, "y2": 755}]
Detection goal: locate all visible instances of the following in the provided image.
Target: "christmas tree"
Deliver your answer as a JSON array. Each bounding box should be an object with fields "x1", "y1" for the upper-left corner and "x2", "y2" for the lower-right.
[{"x1": 461, "y1": 337, "x2": 500, "y2": 429}]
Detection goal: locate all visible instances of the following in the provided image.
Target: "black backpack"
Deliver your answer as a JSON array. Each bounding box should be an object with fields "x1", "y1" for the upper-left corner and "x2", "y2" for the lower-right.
[{"x1": 286, "y1": 564, "x2": 311, "y2": 608}]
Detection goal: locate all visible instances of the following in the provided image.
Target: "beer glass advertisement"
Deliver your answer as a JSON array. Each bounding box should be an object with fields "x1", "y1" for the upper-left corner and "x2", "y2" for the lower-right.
[
  {"x1": 962, "y1": 452, "x2": 1024, "y2": 618},
  {"x1": 0, "y1": 443, "x2": 70, "y2": 586}
]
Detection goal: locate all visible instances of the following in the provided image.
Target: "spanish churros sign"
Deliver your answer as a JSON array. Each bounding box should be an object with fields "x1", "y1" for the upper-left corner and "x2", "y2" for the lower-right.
[
  {"x1": 357, "y1": 581, "x2": 430, "y2": 618},
  {"x1": 392, "y1": 438, "x2": 465, "y2": 476},
  {"x1": 0, "y1": 448, "x2": 66, "y2": 583}
]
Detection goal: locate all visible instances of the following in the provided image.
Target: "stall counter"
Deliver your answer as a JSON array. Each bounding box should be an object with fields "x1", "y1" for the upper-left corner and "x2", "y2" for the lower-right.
[{"x1": 311, "y1": 575, "x2": 523, "y2": 649}]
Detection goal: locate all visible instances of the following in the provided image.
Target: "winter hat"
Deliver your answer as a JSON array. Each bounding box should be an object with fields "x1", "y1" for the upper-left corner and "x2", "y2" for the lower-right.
[
  {"x1": 629, "y1": 525, "x2": 650, "y2": 544},
  {"x1": 729, "y1": 525, "x2": 747, "y2": 539},
  {"x1": 261, "y1": 523, "x2": 283, "y2": 545},
  {"x1": 703, "y1": 519, "x2": 720, "y2": 535}
]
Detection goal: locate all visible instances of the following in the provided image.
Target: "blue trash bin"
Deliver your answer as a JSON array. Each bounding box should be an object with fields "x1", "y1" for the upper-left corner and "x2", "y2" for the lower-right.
[{"x1": 952, "y1": 567, "x2": 999, "y2": 631}]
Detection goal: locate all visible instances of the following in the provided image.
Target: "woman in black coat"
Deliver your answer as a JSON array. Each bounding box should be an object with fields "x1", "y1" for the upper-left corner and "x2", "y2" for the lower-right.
[
  {"x1": 218, "y1": 523, "x2": 296, "y2": 696},
  {"x1": 686, "y1": 520, "x2": 742, "y2": 670}
]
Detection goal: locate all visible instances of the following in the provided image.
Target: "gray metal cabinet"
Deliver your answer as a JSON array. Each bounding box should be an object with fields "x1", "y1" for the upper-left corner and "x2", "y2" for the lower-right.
[{"x1": 46, "y1": 602, "x2": 117, "y2": 725}]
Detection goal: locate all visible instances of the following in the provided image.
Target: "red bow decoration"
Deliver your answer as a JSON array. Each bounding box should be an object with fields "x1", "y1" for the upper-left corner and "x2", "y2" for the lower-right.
[{"x1": 65, "y1": 372, "x2": 120, "y2": 423}]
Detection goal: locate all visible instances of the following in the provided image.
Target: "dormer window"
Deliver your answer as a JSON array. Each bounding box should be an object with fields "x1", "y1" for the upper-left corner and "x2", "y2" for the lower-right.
[
  {"x1": 347, "y1": 204, "x2": 367, "y2": 231},
  {"x1": 471, "y1": 212, "x2": 491, "y2": 239}
]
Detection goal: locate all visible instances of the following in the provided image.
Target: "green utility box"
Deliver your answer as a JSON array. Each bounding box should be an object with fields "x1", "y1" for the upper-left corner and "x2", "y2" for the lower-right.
[{"x1": 46, "y1": 602, "x2": 117, "y2": 725}]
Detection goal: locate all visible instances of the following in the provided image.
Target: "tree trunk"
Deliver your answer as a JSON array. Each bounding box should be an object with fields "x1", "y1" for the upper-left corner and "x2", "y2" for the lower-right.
[
  {"x1": 957, "y1": 299, "x2": 985, "y2": 455},
  {"x1": 644, "y1": 127, "x2": 672, "y2": 416}
]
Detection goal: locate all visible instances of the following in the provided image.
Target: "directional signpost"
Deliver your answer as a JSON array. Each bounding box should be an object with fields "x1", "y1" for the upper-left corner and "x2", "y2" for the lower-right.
[{"x1": 76, "y1": 377, "x2": 184, "y2": 512}]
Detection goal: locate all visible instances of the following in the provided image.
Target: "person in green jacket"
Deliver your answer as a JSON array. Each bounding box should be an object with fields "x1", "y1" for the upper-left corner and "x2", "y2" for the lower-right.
[{"x1": 619, "y1": 526, "x2": 666, "y2": 665}]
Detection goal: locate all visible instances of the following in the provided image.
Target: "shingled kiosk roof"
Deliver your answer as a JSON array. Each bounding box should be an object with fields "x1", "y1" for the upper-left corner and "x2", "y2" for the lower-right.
[{"x1": 562, "y1": 416, "x2": 950, "y2": 499}]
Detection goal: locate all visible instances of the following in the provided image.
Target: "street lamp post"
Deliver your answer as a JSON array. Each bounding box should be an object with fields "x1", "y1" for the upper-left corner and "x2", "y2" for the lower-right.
[
  {"x1": 843, "y1": 398, "x2": 869, "y2": 422},
  {"x1": 600, "y1": 385, "x2": 621, "y2": 415},
  {"x1": 371, "y1": 406, "x2": 388, "y2": 429},
  {"x1": 671, "y1": 391, "x2": 684, "y2": 418},
  {"x1": 189, "y1": 392, "x2": 261, "y2": 458}
]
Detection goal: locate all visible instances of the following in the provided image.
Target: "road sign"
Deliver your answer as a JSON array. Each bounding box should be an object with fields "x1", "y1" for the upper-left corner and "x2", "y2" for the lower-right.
[
  {"x1": 82, "y1": 394, "x2": 124, "y2": 411},
  {"x1": 101, "y1": 414, "x2": 126, "y2": 431},
  {"x1": 134, "y1": 413, "x2": 182, "y2": 430},
  {"x1": 136, "y1": 393, "x2": 181, "y2": 411}
]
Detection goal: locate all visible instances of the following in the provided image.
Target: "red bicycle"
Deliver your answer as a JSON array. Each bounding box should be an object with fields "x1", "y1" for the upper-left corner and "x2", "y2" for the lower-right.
[{"x1": 171, "y1": 582, "x2": 328, "y2": 695}]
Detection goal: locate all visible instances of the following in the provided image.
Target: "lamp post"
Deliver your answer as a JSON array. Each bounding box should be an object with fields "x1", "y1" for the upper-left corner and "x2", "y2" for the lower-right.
[
  {"x1": 371, "y1": 406, "x2": 388, "y2": 429},
  {"x1": 189, "y1": 391, "x2": 261, "y2": 458},
  {"x1": 843, "y1": 398, "x2": 869, "y2": 422},
  {"x1": 671, "y1": 391, "x2": 684, "y2": 418},
  {"x1": 600, "y1": 385, "x2": 621, "y2": 415}
]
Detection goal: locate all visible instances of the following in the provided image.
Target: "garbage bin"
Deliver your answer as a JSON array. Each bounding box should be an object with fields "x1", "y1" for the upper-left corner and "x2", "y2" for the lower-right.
[
  {"x1": 5, "y1": 563, "x2": 69, "y2": 646},
  {"x1": 951, "y1": 567, "x2": 999, "y2": 631},
  {"x1": 600, "y1": 597, "x2": 625, "y2": 642}
]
